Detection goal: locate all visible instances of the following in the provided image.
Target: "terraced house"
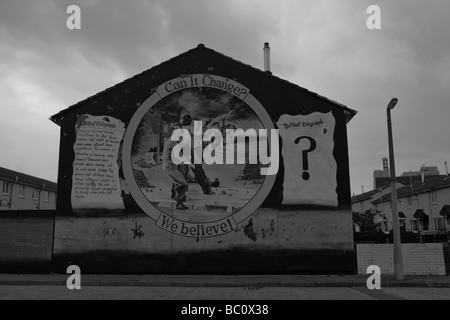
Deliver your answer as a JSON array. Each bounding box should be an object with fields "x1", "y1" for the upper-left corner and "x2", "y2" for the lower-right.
[
  {"x1": 371, "y1": 175, "x2": 450, "y2": 233},
  {"x1": 0, "y1": 167, "x2": 57, "y2": 211}
]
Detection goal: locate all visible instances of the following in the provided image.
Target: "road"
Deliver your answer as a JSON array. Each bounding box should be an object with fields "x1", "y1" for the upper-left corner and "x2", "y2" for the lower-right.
[{"x1": 0, "y1": 285, "x2": 449, "y2": 300}]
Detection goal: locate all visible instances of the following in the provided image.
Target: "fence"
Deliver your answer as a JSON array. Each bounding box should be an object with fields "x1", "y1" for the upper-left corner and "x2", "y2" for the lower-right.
[
  {"x1": 0, "y1": 210, "x2": 55, "y2": 273},
  {"x1": 354, "y1": 231, "x2": 450, "y2": 244}
]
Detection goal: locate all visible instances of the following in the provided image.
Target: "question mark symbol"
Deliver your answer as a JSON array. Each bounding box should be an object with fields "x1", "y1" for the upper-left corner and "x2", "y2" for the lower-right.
[{"x1": 294, "y1": 136, "x2": 317, "y2": 180}]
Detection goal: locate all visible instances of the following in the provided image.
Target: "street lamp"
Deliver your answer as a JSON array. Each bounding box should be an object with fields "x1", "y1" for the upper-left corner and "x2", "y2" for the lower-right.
[{"x1": 386, "y1": 97, "x2": 404, "y2": 280}]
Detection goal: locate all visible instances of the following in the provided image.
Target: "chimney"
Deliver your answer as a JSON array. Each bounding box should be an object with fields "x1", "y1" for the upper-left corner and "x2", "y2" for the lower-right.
[
  {"x1": 421, "y1": 171, "x2": 425, "y2": 183},
  {"x1": 263, "y1": 42, "x2": 271, "y2": 74},
  {"x1": 445, "y1": 161, "x2": 449, "y2": 176}
]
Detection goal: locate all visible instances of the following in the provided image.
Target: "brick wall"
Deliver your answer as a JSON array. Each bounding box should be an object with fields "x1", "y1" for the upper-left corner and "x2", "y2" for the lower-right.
[
  {"x1": 357, "y1": 243, "x2": 447, "y2": 276},
  {"x1": 0, "y1": 211, "x2": 55, "y2": 273}
]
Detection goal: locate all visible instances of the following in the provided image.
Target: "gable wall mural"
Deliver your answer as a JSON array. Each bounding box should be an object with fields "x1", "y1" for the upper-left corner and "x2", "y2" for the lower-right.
[{"x1": 52, "y1": 46, "x2": 356, "y2": 273}]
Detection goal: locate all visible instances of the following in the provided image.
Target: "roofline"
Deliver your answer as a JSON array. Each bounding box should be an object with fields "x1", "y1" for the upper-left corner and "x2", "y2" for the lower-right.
[
  {"x1": 0, "y1": 177, "x2": 57, "y2": 192},
  {"x1": 351, "y1": 192, "x2": 379, "y2": 204},
  {"x1": 0, "y1": 167, "x2": 57, "y2": 192},
  {"x1": 397, "y1": 184, "x2": 450, "y2": 199},
  {"x1": 351, "y1": 187, "x2": 392, "y2": 204},
  {"x1": 50, "y1": 44, "x2": 357, "y2": 126},
  {"x1": 371, "y1": 180, "x2": 450, "y2": 204}
]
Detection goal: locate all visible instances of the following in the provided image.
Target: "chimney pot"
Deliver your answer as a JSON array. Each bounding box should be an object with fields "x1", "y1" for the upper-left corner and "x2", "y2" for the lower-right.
[{"x1": 263, "y1": 42, "x2": 271, "y2": 74}]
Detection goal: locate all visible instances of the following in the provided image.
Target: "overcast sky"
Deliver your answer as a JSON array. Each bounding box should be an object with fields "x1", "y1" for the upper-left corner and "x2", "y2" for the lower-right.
[{"x1": 0, "y1": 0, "x2": 449, "y2": 195}]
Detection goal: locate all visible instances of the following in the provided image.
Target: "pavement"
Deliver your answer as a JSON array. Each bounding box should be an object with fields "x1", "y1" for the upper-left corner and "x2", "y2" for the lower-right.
[{"x1": 0, "y1": 274, "x2": 449, "y2": 288}]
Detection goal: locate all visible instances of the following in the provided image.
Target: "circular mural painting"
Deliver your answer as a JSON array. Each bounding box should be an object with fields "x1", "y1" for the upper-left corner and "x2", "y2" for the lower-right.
[{"x1": 122, "y1": 74, "x2": 276, "y2": 237}]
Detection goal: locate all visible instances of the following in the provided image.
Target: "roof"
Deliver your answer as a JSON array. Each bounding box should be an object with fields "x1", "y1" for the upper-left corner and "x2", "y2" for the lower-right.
[
  {"x1": 398, "y1": 212, "x2": 406, "y2": 219},
  {"x1": 351, "y1": 184, "x2": 394, "y2": 204},
  {"x1": 374, "y1": 175, "x2": 442, "y2": 190},
  {"x1": 397, "y1": 175, "x2": 450, "y2": 198},
  {"x1": 371, "y1": 175, "x2": 450, "y2": 204},
  {"x1": 440, "y1": 205, "x2": 450, "y2": 216},
  {"x1": 50, "y1": 44, "x2": 357, "y2": 126},
  {"x1": 0, "y1": 167, "x2": 57, "y2": 192},
  {"x1": 351, "y1": 190, "x2": 378, "y2": 204},
  {"x1": 413, "y1": 209, "x2": 428, "y2": 220},
  {"x1": 371, "y1": 192, "x2": 393, "y2": 204}
]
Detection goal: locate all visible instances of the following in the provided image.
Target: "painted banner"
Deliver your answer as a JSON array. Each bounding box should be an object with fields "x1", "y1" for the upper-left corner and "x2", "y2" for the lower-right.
[
  {"x1": 277, "y1": 112, "x2": 337, "y2": 206},
  {"x1": 71, "y1": 114, "x2": 125, "y2": 210}
]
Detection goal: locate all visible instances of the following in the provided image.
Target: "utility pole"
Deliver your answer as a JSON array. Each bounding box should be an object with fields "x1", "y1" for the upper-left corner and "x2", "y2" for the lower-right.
[{"x1": 387, "y1": 97, "x2": 404, "y2": 280}]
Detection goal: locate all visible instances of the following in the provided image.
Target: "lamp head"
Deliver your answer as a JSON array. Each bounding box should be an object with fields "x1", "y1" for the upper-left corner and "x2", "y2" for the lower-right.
[{"x1": 387, "y1": 97, "x2": 398, "y2": 110}]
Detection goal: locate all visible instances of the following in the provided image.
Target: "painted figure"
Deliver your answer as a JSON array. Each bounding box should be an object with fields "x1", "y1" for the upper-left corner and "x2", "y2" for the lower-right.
[
  {"x1": 179, "y1": 113, "x2": 215, "y2": 195},
  {"x1": 162, "y1": 122, "x2": 189, "y2": 210}
]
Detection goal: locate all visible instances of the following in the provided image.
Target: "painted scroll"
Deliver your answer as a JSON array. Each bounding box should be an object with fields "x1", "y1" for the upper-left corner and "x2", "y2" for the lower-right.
[
  {"x1": 277, "y1": 112, "x2": 338, "y2": 206},
  {"x1": 71, "y1": 114, "x2": 125, "y2": 210}
]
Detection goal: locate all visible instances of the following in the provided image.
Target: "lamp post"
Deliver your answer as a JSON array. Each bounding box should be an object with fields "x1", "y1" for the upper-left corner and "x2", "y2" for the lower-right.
[{"x1": 387, "y1": 97, "x2": 404, "y2": 280}]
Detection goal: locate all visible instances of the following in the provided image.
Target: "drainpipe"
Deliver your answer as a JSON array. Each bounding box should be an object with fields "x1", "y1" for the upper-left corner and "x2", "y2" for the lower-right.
[
  {"x1": 9, "y1": 178, "x2": 17, "y2": 210},
  {"x1": 428, "y1": 191, "x2": 434, "y2": 231},
  {"x1": 37, "y1": 186, "x2": 43, "y2": 210}
]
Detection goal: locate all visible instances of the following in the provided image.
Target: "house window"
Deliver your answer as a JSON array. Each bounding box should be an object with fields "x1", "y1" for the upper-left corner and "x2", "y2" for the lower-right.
[
  {"x1": 32, "y1": 188, "x2": 38, "y2": 200},
  {"x1": 413, "y1": 195, "x2": 418, "y2": 201},
  {"x1": 2, "y1": 181, "x2": 10, "y2": 195},
  {"x1": 408, "y1": 197, "x2": 412, "y2": 208},
  {"x1": 19, "y1": 185, "x2": 25, "y2": 198},
  {"x1": 431, "y1": 192, "x2": 438, "y2": 204},
  {"x1": 434, "y1": 218, "x2": 447, "y2": 232},
  {"x1": 44, "y1": 191, "x2": 49, "y2": 202},
  {"x1": 410, "y1": 220, "x2": 420, "y2": 232}
]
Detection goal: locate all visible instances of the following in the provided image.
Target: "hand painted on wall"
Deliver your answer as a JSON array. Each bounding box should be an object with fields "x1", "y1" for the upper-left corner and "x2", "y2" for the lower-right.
[
  {"x1": 102, "y1": 221, "x2": 117, "y2": 237},
  {"x1": 131, "y1": 220, "x2": 145, "y2": 239},
  {"x1": 261, "y1": 219, "x2": 275, "y2": 239}
]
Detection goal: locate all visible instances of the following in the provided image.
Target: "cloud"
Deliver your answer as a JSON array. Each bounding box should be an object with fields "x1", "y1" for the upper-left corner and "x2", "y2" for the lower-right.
[{"x1": 0, "y1": 0, "x2": 449, "y2": 195}]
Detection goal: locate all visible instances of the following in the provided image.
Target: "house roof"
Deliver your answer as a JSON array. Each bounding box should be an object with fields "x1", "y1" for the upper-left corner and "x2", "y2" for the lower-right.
[
  {"x1": 351, "y1": 190, "x2": 378, "y2": 204},
  {"x1": 0, "y1": 167, "x2": 57, "y2": 192},
  {"x1": 371, "y1": 191, "x2": 394, "y2": 204},
  {"x1": 371, "y1": 175, "x2": 450, "y2": 204},
  {"x1": 352, "y1": 184, "x2": 395, "y2": 204},
  {"x1": 50, "y1": 44, "x2": 357, "y2": 126},
  {"x1": 440, "y1": 205, "x2": 450, "y2": 216},
  {"x1": 374, "y1": 174, "x2": 441, "y2": 190}
]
